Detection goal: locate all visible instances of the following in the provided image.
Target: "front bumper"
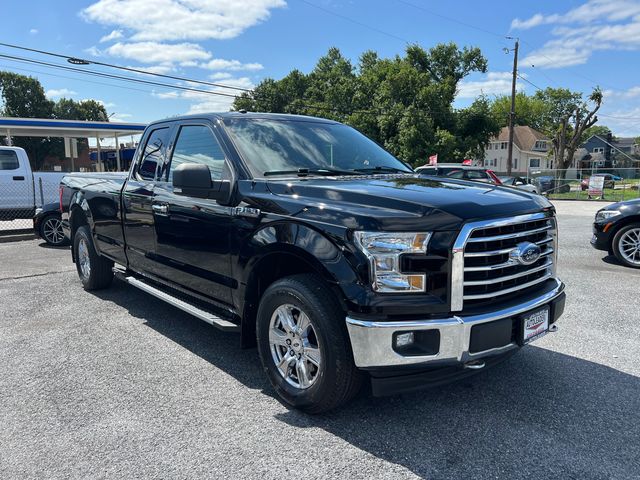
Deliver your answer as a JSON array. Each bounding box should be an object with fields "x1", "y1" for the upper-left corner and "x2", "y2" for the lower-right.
[
  {"x1": 591, "y1": 222, "x2": 613, "y2": 251},
  {"x1": 346, "y1": 278, "x2": 565, "y2": 369}
]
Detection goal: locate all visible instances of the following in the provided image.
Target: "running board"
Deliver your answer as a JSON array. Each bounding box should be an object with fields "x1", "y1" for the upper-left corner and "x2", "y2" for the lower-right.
[{"x1": 120, "y1": 274, "x2": 239, "y2": 332}]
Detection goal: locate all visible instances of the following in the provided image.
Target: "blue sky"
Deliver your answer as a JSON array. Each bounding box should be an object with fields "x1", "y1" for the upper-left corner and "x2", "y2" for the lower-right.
[{"x1": 3, "y1": 0, "x2": 640, "y2": 136}]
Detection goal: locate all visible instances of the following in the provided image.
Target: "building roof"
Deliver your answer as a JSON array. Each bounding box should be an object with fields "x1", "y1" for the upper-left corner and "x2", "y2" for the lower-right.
[
  {"x1": 493, "y1": 126, "x2": 549, "y2": 152},
  {"x1": 0, "y1": 117, "x2": 146, "y2": 138}
]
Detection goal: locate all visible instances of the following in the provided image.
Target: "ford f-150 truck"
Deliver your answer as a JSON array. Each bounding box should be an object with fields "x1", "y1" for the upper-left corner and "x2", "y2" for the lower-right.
[{"x1": 60, "y1": 112, "x2": 566, "y2": 413}]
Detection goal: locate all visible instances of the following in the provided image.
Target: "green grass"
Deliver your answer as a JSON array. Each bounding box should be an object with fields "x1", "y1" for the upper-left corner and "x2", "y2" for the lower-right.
[{"x1": 548, "y1": 188, "x2": 640, "y2": 202}]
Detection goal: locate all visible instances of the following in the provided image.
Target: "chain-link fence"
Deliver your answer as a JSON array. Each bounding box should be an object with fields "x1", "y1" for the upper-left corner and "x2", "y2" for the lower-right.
[
  {"x1": 0, "y1": 175, "x2": 65, "y2": 235},
  {"x1": 526, "y1": 167, "x2": 640, "y2": 202}
]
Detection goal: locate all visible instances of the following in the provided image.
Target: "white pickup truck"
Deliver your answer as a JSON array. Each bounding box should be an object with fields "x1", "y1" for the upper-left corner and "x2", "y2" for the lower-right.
[{"x1": 0, "y1": 146, "x2": 66, "y2": 221}]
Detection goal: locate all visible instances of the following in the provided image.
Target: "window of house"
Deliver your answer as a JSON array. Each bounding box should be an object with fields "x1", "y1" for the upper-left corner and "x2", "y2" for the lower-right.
[
  {"x1": 137, "y1": 127, "x2": 169, "y2": 181},
  {"x1": 168, "y1": 125, "x2": 227, "y2": 182},
  {"x1": 513, "y1": 158, "x2": 518, "y2": 169},
  {"x1": 529, "y1": 158, "x2": 540, "y2": 168},
  {"x1": 593, "y1": 147, "x2": 604, "y2": 154},
  {"x1": 500, "y1": 142, "x2": 508, "y2": 149},
  {"x1": 534, "y1": 141, "x2": 547, "y2": 150},
  {"x1": 0, "y1": 150, "x2": 19, "y2": 170}
]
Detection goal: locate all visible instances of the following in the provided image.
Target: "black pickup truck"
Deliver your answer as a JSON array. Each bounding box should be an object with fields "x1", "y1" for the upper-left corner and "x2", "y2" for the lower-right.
[{"x1": 61, "y1": 112, "x2": 565, "y2": 413}]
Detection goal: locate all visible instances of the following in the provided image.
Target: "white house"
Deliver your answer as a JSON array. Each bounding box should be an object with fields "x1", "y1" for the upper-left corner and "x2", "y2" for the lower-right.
[{"x1": 483, "y1": 126, "x2": 553, "y2": 174}]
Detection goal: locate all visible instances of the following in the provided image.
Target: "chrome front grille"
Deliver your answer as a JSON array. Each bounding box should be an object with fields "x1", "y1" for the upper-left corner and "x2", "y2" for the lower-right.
[{"x1": 451, "y1": 213, "x2": 558, "y2": 311}]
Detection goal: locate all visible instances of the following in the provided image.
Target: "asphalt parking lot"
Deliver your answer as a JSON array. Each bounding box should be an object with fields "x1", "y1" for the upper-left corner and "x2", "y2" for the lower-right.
[{"x1": 1, "y1": 201, "x2": 638, "y2": 479}]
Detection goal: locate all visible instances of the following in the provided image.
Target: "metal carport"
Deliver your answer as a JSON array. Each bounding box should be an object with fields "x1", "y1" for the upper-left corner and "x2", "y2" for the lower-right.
[{"x1": 0, "y1": 117, "x2": 146, "y2": 171}]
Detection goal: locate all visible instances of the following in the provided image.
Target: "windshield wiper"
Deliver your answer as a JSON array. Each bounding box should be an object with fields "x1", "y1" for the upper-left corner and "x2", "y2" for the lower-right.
[
  {"x1": 263, "y1": 167, "x2": 358, "y2": 177},
  {"x1": 352, "y1": 166, "x2": 412, "y2": 174}
]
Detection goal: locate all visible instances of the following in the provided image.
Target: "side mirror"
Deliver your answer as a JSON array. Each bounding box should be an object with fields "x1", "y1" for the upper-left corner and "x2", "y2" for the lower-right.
[{"x1": 172, "y1": 163, "x2": 232, "y2": 203}]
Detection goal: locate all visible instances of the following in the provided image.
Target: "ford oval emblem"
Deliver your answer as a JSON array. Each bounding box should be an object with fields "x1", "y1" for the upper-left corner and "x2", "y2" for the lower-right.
[{"x1": 509, "y1": 242, "x2": 542, "y2": 266}]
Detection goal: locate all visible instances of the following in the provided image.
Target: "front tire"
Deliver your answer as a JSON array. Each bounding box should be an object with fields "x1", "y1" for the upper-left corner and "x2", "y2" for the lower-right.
[
  {"x1": 73, "y1": 225, "x2": 114, "y2": 290},
  {"x1": 612, "y1": 223, "x2": 640, "y2": 268},
  {"x1": 256, "y1": 274, "x2": 362, "y2": 413}
]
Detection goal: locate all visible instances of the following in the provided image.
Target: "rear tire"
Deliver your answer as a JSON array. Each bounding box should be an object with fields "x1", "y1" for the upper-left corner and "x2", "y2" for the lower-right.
[
  {"x1": 612, "y1": 223, "x2": 640, "y2": 269},
  {"x1": 256, "y1": 274, "x2": 363, "y2": 413},
  {"x1": 73, "y1": 225, "x2": 114, "y2": 290}
]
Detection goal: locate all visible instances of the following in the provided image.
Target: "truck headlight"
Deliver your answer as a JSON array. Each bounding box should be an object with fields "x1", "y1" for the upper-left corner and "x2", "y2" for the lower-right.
[
  {"x1": 595, "y1": 210, "x2": 621, "y2": 222},
  {"x1": 353, "y1": 232, "x2": 431, "y2": 293}
]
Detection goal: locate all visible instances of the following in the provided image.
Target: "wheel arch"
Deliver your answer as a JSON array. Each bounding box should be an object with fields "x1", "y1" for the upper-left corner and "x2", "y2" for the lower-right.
[{"x1": 237, "y1": 222, "x2": 360, "y2": 348}]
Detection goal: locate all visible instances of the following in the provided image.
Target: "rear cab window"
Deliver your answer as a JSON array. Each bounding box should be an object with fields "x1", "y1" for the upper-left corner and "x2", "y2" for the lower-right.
[
  {"x1": 136, "y1": 127, "x2": 170, "y2": 181},
  {"x1": 0, "y1": 150, "x2": 20, "y2": 170}
]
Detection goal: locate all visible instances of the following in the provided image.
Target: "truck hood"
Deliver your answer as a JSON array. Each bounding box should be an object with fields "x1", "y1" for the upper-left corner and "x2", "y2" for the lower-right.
[{"x1": 263, "y1": 175, "x2": 552, "y2": 230}]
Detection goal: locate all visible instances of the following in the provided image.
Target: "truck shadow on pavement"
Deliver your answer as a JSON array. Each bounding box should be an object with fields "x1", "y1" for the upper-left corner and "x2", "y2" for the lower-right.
[{"x1": 92, "y1": 283, "x2": 640, "y2": 479}]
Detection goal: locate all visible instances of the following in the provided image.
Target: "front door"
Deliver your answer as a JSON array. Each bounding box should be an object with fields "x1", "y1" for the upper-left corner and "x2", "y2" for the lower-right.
[
  {"x1": 152, "y1": 122, "x2": 234, "y2": 306},
  {"x1": 122, "y1": 125, "x2": 172, "y2": 276}
]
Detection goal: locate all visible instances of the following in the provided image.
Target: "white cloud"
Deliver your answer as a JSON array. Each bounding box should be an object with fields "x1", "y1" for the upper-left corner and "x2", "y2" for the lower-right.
[
  {"x1": 106, "y1": 41, "x2": 211, "y2": 64},
  {"x1": 457, "y1": 72, "x2": 522, "y2": 99},
  {"x1": 126, "y1": 64, "x2": 175, "y2": 75},
  {"x1": 209, "y1": 72, "x2": 233, "y2": 80},
  {"x1": 100, "y1": 29, "x2": 124, "y2": 42},
  {"x1": 46, "y1": 88, "x2": 78, "y2": 98},
  {"x1": 85, "y1": 46, "x2": 103, "y2": 57},
  {"x1": 511, "y1": 0, "x2": 640, "y2": 30},
  {"x1": 151, "y1": 77, "x2": 253, "y2": 113},
  {"x1": 82, "y1": 0, "x2": 286, "y2": 42},
  {"x1": 109, "y1": 113, "x2": 134, "y2": 122},
  {"x1": 598, "y1": 107, "x2": 640, "y2": 136},
  {"x1": 513, "y1": 0, "x2": 640, "y2": 69},
  {"x1": 29, "y1": 28, "x2": 38, "y2": 35},
  {"x1": 200, "y1": 58, "x2": 263, "y2": 71},
  {"x1": 84, "y1": 98, "x2": 116, "y2": 108},
  {"x1": 603, "y1": 85, "x2": 640, "y2": 99}
]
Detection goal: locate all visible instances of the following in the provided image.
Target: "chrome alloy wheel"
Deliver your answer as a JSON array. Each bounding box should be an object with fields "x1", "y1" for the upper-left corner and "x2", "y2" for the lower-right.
[
  {"x1": 43, "y1": 217, "x2": 65, "y2": 245},
  {"x1": 618, "y1": 227, "x2": 640, "y2": 266},
  {"x1": 78, "y1": 238, "x2": 91, "y2": 279},
  {"x1": 269, "y1": 304, "x2": 322, "y2": 389}
]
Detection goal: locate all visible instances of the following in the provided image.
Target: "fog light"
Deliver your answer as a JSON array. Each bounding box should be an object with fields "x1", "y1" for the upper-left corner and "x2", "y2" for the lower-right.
[{"x1": 395, "y1": 332, "x2": 415, "y2": 348}]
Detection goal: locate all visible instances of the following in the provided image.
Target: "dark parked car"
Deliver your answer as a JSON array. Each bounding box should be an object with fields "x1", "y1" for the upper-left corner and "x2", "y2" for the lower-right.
[
  {"x1": 60, "y1": 112, "x2": 565, "y2": 413},
  {"x1": 591, "y1": 198, "x2": 640, "y2": 268},
  {"x1": 33, "y1": 202, "x2": 68, "y2": 246},
  {"x1": 415, "y1": 164, "x2": 503, "y2": 185},
  {"x1": 534, "y1": 176, "x2": 571, "y2": 194}
]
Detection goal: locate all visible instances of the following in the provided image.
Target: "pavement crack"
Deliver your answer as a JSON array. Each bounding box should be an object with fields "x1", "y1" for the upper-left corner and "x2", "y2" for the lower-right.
[{"x1": 0, "y1": 269, "x2": 75, "y2": 282}]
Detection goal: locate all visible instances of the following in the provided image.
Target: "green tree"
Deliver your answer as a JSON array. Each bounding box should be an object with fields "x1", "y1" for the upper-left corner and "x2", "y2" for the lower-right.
[
  {"x1": 490, "y1": 92, "x2": 548, "y2": 131},
  {"x1": 234, "y1": 44, "x2": 496, "y2": 166}
]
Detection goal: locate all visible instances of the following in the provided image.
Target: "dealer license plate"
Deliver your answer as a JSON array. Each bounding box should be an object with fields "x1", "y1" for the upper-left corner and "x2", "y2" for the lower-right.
[{"x1": 521, "y1": 307, "x2": 549, "y2": 345}]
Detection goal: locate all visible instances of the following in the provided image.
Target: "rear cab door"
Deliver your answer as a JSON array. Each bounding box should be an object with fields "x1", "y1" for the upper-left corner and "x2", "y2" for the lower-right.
[{"x1": 122, "y1": 123, "x2": 174, "y2": 276}]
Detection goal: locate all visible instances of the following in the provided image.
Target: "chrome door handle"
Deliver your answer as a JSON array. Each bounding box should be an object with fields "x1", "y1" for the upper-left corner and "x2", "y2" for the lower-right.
[{"x1": 152, "y1": 204, "x2": 169, "y2": 215}]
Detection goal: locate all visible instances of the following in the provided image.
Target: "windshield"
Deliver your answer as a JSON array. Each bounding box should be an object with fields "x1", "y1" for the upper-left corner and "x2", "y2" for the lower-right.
[{"x1": 223, "y1": 118, "x2": 413, "y2": 177}]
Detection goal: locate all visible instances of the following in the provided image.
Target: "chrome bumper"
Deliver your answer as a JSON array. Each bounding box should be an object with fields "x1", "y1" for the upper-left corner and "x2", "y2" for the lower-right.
[{"x1": 346, "y1": 278, "x2": 564, "y2": 368}]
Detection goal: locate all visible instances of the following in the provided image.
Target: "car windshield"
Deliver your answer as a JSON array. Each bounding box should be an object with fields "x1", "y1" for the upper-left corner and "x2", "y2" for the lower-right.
[{"x1": 223, "y1": 118, "x2": 413, "y2": 177}]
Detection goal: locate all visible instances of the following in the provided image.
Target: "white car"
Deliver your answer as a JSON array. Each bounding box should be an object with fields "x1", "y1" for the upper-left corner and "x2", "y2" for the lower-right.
[
  {"x1": 0, "y1": 147, "x2": 65, "y2": 220},
  {"x1": 499, "y1": 176, "x2": 539, "y2": 194}
]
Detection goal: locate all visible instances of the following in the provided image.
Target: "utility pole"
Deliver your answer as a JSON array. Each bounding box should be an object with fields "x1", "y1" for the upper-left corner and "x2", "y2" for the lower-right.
[{"x1": 506, "y1": 38, "x2": 519, "y2": 176}]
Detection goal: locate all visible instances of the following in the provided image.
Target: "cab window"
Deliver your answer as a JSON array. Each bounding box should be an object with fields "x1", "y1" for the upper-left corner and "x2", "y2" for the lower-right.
[
  {"x1": 0, "y1": 150, "x2": 19, "y2": 170},
  {"x1": 137, "y1": 127, "x2": 169, "y2": 181},
  {"x1": 168, "y1": 125, "x2": 227, "y2": 182}
]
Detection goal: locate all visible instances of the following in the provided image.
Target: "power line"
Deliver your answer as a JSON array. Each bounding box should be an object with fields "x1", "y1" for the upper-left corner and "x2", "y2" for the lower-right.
[
  {"x1": 0, "y1": 41, "x2": 253, "y2": 94},
  {"x1": 0, "y1": 53, "x2": 241, "y2": 100},
  {"x1": 298, "y1": 0, "x2": 411, "y2": 43},
  {"x1": 517, "y1": 73, "x2": 543, "y2": 92},
  {"x1": 395, "y1": 0, "x2": 508, "y2": 39}
]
